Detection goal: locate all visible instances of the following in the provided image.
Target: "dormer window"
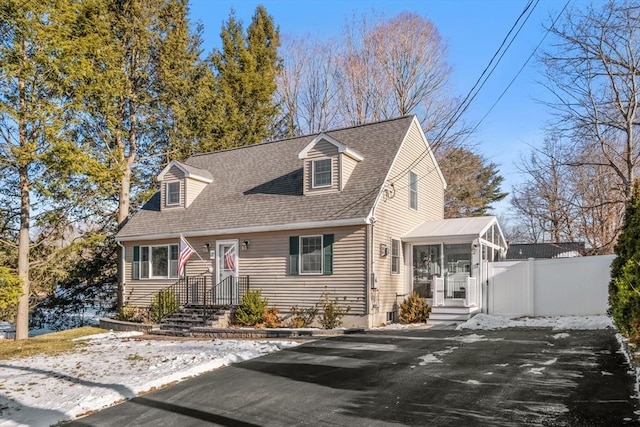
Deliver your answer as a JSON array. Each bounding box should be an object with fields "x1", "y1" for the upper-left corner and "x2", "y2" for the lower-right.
[
  {"x1": 166, "y1": 181, "x2": 181, "y2": 206},
  {"x1": 313, "y1": 159, "x2": 332, "y2": 188}
]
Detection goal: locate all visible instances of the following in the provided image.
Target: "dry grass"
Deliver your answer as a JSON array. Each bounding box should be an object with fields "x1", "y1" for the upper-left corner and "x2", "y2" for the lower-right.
[{"x1": 0, "y1": 326, "x2": 106, "y2": 360}]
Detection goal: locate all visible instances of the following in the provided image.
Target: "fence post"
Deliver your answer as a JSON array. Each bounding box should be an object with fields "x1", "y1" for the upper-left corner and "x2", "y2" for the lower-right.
[{"x1": 527, "y1": 258, "x2": 535, "y2": 316}]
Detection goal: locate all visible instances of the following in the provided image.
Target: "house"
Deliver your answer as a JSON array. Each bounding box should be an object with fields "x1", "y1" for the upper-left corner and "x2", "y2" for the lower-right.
[
  {"x1": 505, "y1": 242, "x2": 585, "y2": 260},
  {"x1": 115, "y1": 115, "x2": 507, "y2": 327}
]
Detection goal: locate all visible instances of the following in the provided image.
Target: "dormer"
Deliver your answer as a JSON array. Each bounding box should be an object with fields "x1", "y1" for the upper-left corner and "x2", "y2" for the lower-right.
[
  {"x1": 156, "y1": 160, "x2": 213, "y2": 209},
  {"x1": 298, "y1": 133, "x2": 363, "y2": 195}
]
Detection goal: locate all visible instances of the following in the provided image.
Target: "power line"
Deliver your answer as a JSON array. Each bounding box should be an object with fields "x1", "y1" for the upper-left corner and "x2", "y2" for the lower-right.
[
  {"x1": 460, "y1": 0, "x2": 571, "y2": 145},
  {"x1": 385, "y1": 0, "x2": 540, "y2": 186},
  {"x1": 390, "y1": 0, "x2": 571, "y2": 197}
]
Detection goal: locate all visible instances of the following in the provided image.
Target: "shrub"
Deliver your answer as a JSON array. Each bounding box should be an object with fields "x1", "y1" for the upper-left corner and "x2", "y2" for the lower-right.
[
  {"x1": 149, "y1": 289, "x2": 179, "y2": 323},
  {"x1": 262, "y1": 307, "x2": 282, "y2": 328},
  {"x1": 317, "y1": 292, "x2": 350, "y2": 329},
  {"x1": 287, "y1": 305, "x2": 318, "y2": 328},
  {"x1": 116, "y1": 305, "x2": 152, "y2": 324},
  {"x1": 234, "y1": 290, "x2": 268, "y2": 326},
  {"x1": 400, "y1": 292, "x2": 431, "y2": 323}
]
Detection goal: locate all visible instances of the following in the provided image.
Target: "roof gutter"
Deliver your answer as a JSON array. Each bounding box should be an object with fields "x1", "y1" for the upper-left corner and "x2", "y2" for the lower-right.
[{"x1": 116, "y1": 217, "x2": 370, "y2": 242}]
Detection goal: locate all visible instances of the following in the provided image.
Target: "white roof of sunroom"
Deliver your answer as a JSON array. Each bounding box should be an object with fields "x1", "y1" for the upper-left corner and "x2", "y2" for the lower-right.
[{"x1": 403, "y1": 216, "x2": 504, "y2": 244}]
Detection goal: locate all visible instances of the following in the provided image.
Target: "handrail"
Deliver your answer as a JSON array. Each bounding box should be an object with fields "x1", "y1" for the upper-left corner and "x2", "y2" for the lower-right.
[{"x1": 149, "y1": 275, "x2": 250, "y2": 323}]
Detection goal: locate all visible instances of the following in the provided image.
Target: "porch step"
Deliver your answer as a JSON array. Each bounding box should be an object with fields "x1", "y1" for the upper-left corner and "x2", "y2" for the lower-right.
[
  {"x1": 153, "y1": 306, "x2": 233, "y2": 336},
  {"x1": 429, "y1": 306, "x2": 480, "y2": 324}
]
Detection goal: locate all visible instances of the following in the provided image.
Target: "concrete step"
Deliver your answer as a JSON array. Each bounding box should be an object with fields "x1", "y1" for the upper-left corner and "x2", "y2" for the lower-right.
[{"x1": 429, "y1": 306, "x2": 480, "y2": 323}]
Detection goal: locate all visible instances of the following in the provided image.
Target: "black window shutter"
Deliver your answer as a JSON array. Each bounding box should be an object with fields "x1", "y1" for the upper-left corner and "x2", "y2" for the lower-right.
[
  {"x1": 133, "y1": 246, "x2": 140, "y2": 280},
  {"x1": 289, "y1": 236, "x2": 299, "y2": 275},
  {"x1": 323, "y1": 234, "x2": 334, "y2": 275}
]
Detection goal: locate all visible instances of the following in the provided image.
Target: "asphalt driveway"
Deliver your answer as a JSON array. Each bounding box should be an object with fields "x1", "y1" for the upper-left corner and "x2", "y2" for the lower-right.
[{"x1": 66, "y1": 326, "x2": 639, "y2": 426}]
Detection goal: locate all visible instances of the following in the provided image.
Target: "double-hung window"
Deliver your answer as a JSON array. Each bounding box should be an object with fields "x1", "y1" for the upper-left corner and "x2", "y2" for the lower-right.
[
  {"x1": 391, "y1": 239, "x2": 400, "y2": 274},
  {"x1": 409, "y1": 171, "x2": 418, "y2": 210},
  {"x1": 301, "y1": 236, "x2": 323, "y2": 274},
  {"x1": 133, "y1": 244, "x2": 179, "y2": 279},
  {"x1": 166, "y1": 182, "x2": 181, "y2": 206},
  {"x1": 288, "y1": 234, "x2": 334, "y2": 275},
  {"x1": 312, "y1": 159, "x2": 332, "y2": 188}
]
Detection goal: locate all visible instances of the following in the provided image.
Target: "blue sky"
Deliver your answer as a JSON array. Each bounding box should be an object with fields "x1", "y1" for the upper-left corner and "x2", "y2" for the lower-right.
[{"x1": 188, "y1": 0, "x2": 592, "y2": 215}]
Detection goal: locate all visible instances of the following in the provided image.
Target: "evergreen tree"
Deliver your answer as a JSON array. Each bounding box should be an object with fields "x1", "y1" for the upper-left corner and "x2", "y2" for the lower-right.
[
  {"x1": 0, "y1": 0, "x2": 103, "y2": 338},
  {"x1": 211, "y1": 6, "x2": 283, "y2": 148},
  {"x1": 438, "y1": 147, "x2": 507, "y2": 218},
  {"x1": 610, "y1": 180, "x2": 640, "y2": 338},
  {"x1": 153, "y1": 0, "x2": 218, "y2": 161}
]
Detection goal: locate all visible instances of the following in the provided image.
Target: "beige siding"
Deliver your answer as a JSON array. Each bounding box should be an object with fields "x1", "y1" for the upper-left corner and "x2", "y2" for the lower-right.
[
  {"x1": 185, "y1": 178, "x2": 208, "y2": 207},
  {"x1": 370, "y1": 119, "x2": 445, "y2": 325},
  {"x1": 340, "y1": 154, "x2": 358, "y2": 190},
  {"x1": 160, "y1": 166, "x2": 185, "y2": 210},
  {"x1": 122, "y1": 226, "x2": 368, "y2": 316},
  {"x1": 303, "y1": 139, "x2": 339, "y2": 195}
]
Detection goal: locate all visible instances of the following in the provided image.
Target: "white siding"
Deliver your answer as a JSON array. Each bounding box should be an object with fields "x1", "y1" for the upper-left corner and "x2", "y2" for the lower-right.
[
  {"x1": 185, "y1": 178, "x2": 208, "y2": 207},
  {"x1": 123, "y1": 226, "x2": 368, "y2": 316},
  {"x1": 370, "y1": 119, "x2": 445, "y2": 326},
  {"x1": 160, "y1": 166, "x2": 185, "y2": 210},
  {"x1": 303, "y1": 139, "x2": 339, "y2": 195}
]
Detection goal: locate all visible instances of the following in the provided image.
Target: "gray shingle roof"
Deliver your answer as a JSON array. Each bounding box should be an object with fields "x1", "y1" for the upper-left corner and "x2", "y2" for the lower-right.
[
  {"x1": 505, "y1": 242, "x2": 586, "y2": 259},
  {"x1": 117, "y1": 116, "x2": 416, "y2": 239}
]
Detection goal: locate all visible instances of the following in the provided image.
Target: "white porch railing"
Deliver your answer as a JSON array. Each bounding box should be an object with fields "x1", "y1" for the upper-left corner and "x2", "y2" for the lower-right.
[
  {"x1": 434, "y1": 277, "x2": 445, "y2": 307},
  {"x1": 465, "y1": 276, "x2": 478, "y2": 307}
]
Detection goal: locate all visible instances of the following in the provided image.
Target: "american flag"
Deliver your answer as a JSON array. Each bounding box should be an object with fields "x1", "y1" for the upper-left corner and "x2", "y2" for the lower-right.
[
  {"x1": 178, "y1": 235, "x2": 196, "y2": 277},
  {"x1": 224, "y1": 246, "x2": 236, "y2": 273}
]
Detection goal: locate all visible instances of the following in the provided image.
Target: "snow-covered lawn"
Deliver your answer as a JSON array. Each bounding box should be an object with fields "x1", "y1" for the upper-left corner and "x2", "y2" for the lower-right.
[{"x1": 0, "y1": 331, "x2": 299, "y2": 427}]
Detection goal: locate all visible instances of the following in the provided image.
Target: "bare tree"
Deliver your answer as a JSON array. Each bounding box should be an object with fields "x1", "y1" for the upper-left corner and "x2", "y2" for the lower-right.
[
  {"x1": 276, "y1": 35, "x2": 341, "y2": 134},
  {"x1": 535, "y1": 0, "x2": 640, "y2": 251},
  {"x1": 511, "y1": 136, "x2": 577, "y2": 243}
]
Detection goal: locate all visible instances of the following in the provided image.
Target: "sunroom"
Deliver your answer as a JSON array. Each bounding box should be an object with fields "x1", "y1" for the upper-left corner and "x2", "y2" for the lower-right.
[{"x1": 403, "y1": 216, "x2": 507, "y2": 320}]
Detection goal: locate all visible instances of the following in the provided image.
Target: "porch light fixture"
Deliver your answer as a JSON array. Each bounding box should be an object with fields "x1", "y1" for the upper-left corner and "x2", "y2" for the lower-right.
[
  {"x1": 380, "y1": 244, "x2": 388, "y2": 258},
  {"x1": 203, "y1": 243, "x2": 210, "y2": 253},
  {"x1": 242, "y1": 240, "x2": 250, "y2": 250}
]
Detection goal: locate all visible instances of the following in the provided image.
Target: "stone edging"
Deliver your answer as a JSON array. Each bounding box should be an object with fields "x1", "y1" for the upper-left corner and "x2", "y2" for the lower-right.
[
  {"x1": 186, "y1": 327, "x2": 365, "y2": 339},
  {"x1": 99, "y1": 318, "x2": 157, "y2": 333},
  {"x1": 99, "y1": 317, "x2": 364, "y2": 338}
]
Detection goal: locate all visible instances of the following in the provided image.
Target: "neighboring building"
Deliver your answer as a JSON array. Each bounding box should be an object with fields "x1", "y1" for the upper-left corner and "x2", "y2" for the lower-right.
[
  {"x1": 506, "y1": 242, "x2": 585, "y2": 260},
  {"x1": 115, "y1": 115, "x2": 507, "y2": 327}
]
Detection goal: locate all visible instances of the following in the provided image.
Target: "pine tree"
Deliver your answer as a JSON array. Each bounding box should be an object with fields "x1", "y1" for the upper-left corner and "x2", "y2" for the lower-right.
[
  {"x1": 0, "y1": 0, "x2": 102, "y2": 338},
  {"x1": 211, "y1": 6, "x2": 283, "y2": 148},
  {"x1": 438, "y1": 147, "x2": 507, "y2": 218},
  {"x1": 153, "y1": 0, "x2": 219, "y2": 161}
]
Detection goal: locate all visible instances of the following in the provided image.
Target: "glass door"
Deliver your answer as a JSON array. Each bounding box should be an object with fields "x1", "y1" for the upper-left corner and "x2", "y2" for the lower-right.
[
  {"x1": 443, "y1": 243, "x2": 471, "y2": 299},
  {"x1": 216, "y1": 240, "x2": 238, "y2": 304},
  {"x1": 412, "y1": 244, "x2": 441, "y2": 298}
]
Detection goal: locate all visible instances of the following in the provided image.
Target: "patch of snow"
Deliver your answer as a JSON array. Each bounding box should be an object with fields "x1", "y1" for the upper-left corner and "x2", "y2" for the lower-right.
[
  {"x1": 451, "y1": 333, "x2": 491, "y2": 343},
  {"x1": 601, "y1": 371, "x2": 613, "y2": 376},
  {"x1": 418, "y1": 354, "x2": 442, "y2": 365},
  {"x1": 466, "y1": 379, "x2": 480, "y2": 385},
  {"x1": 0, "y1": 332, "x2": 299, "y2": 427},
  {"x1": 528, "y1": 367, "x2": 546, "y2": 375},
  {"x1": 456, "y1": 314, "x2": 614, "y2": 331},
  {"x1": 371, "y1": 322, "x2": 428, "y2": 330},
  {"x1": 552, "y1": 333, "x2": 570, "y2": 340},
  {"x1": 541, "y1": 358, "x2": 557, "y2": 366}
]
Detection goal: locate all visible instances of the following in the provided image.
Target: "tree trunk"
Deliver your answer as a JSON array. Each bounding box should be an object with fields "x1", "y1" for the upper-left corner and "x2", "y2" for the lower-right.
[{"x1": 15, "y1": 68, "x2": 30, "y2": 340}]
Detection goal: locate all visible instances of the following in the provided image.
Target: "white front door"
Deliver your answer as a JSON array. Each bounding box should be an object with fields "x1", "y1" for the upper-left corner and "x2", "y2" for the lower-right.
[{"x1": 216, "y1": 240, "x2": 238, "y2": 304}]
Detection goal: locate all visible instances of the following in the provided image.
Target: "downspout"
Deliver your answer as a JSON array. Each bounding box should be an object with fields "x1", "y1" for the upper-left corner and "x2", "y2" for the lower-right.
[{"x1": 117, "y1": 241, "x2": 126, "y2": 308}]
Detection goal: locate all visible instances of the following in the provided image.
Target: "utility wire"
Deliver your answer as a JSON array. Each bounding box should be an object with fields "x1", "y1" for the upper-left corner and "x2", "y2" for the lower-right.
[
  {"x1": 460, "y1": 0, "x2": 571, "y2": 145},
  {"x1": 392, "y1": 0, "x2": 570, "y2": 196},
  {"x1": 385, "y1": 0, "x2": 539, "y2": 185}
]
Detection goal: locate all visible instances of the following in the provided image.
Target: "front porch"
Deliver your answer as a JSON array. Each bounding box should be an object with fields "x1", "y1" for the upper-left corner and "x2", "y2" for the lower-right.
[{"x1": 151, "y1": 275, "x2": 250, "y2": 333}]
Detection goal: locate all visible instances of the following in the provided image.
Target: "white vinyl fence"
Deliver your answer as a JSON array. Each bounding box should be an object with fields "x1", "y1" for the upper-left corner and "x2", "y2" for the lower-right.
[{"x1": 486, "y1": 255, "x2": 614, "y2": 318}]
